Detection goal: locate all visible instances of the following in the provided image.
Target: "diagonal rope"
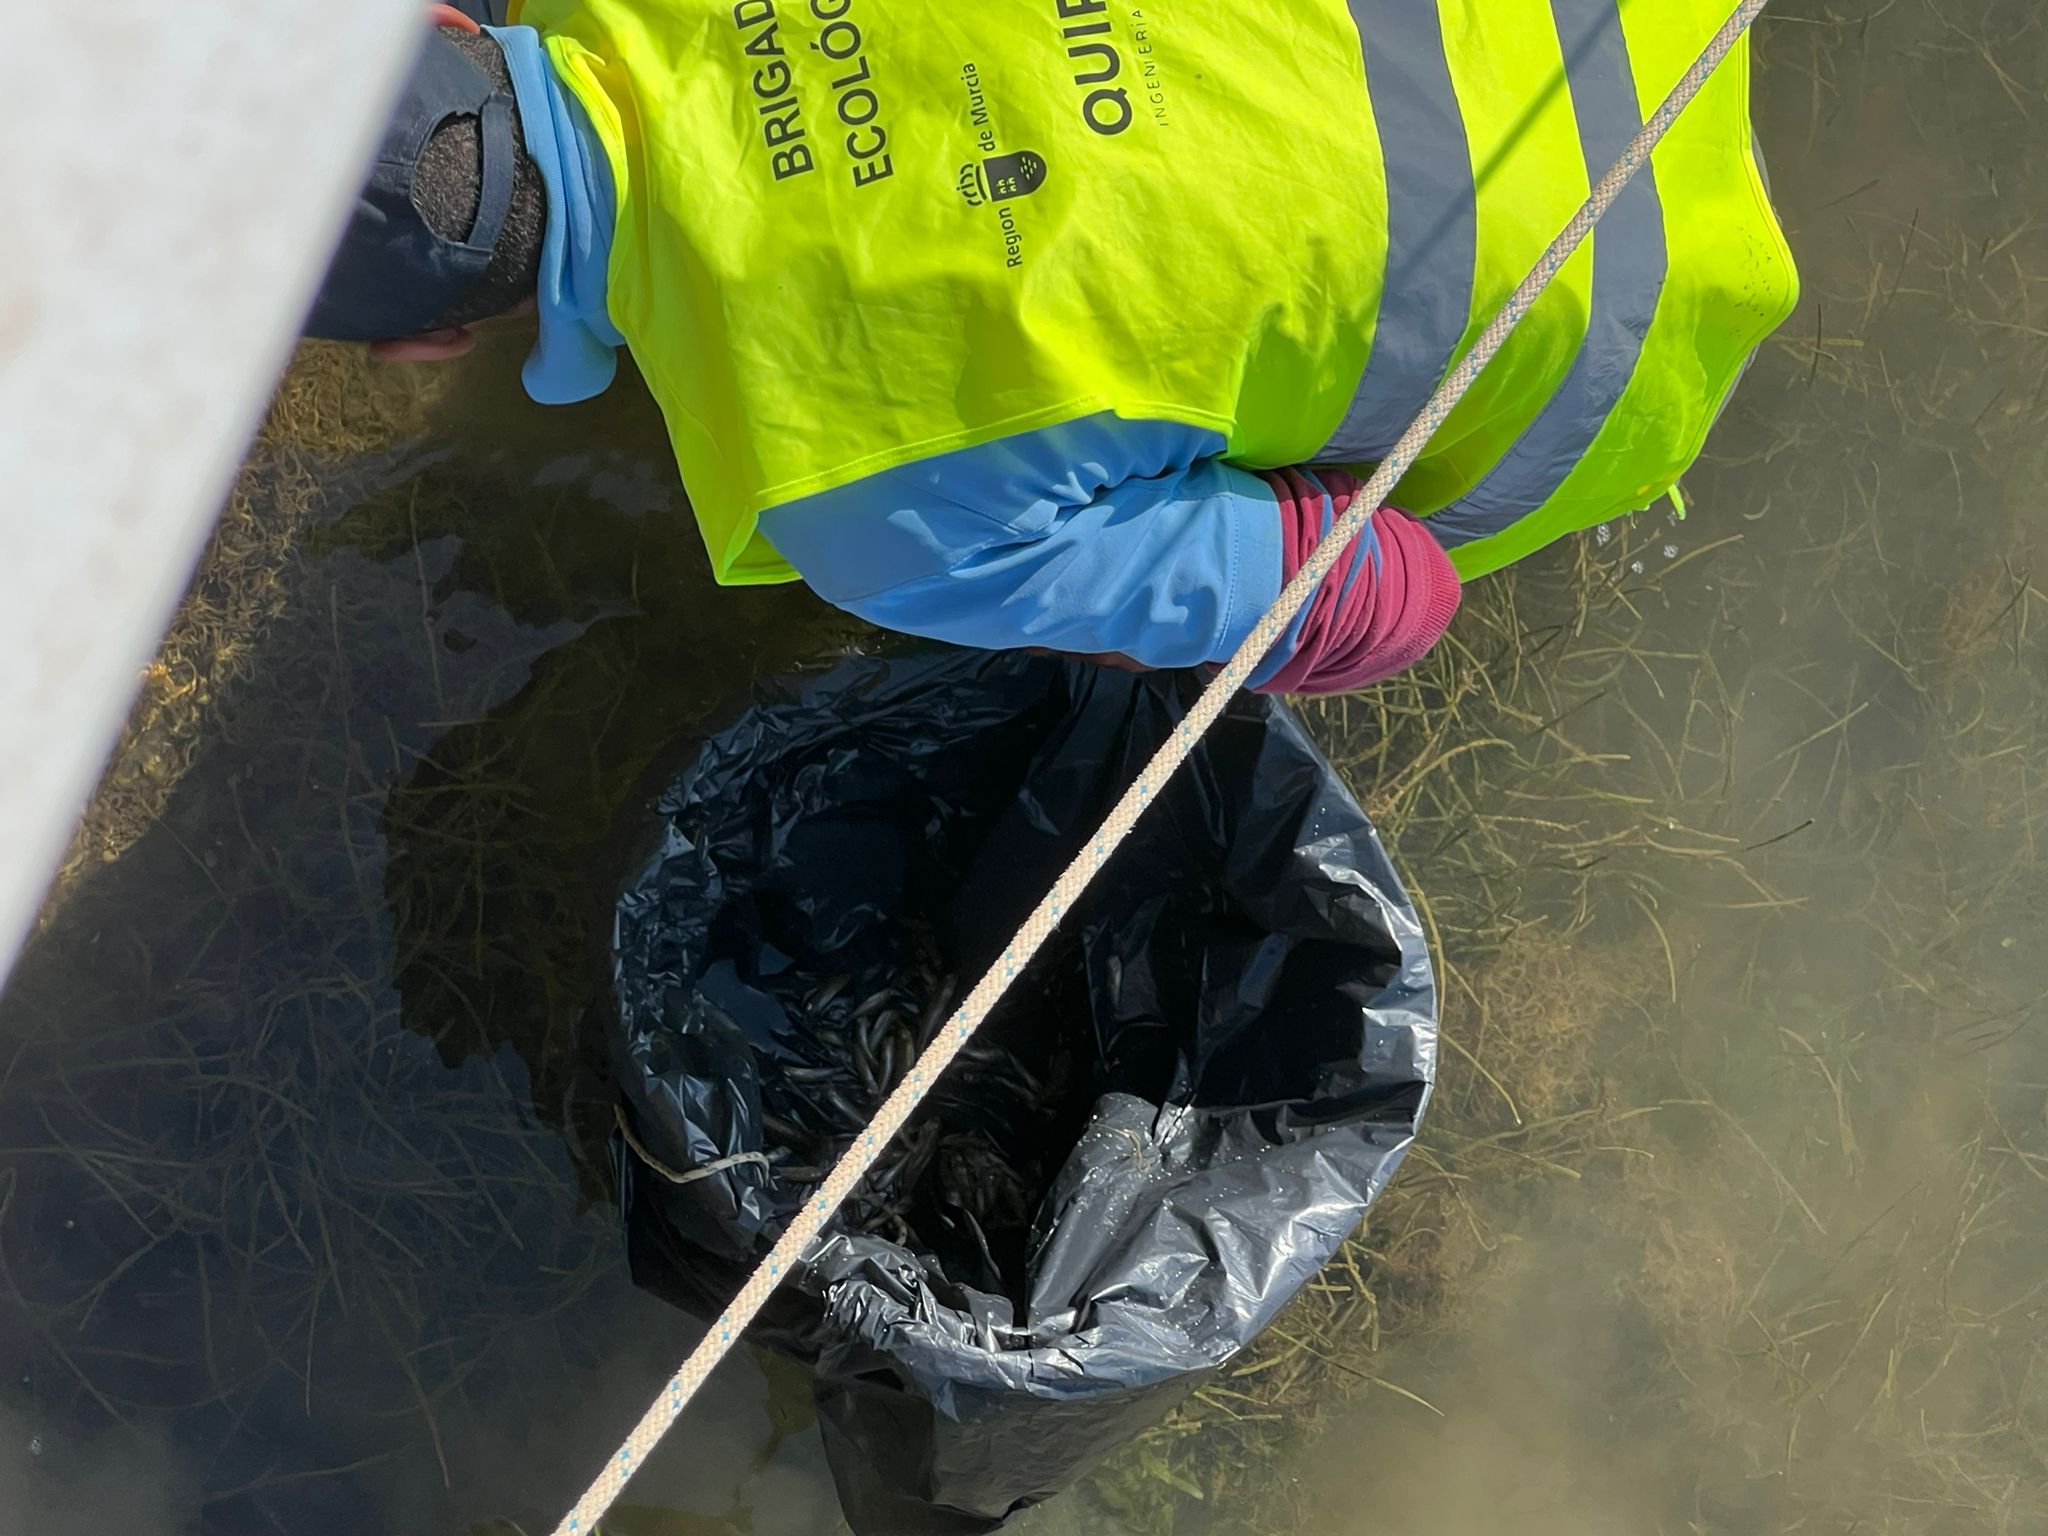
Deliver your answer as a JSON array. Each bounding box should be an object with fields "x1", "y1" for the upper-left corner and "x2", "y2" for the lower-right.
[{"x1": 550, "y1": 5, "x2": 1769, "y2": 1529}]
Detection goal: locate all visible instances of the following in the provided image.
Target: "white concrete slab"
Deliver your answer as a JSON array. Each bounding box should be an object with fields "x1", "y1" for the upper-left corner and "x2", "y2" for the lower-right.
[{"x1": 0, "y1": 1, "x2": 421, "y2": 977}]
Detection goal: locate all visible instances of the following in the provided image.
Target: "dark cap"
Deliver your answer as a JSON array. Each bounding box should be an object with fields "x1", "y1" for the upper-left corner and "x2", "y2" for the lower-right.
[{"x1": 305, "y1": 29, "x2": 519, "y2": 342}]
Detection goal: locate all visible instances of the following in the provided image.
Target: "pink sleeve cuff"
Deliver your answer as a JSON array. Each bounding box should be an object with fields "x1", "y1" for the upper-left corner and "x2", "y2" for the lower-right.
[{"x1": 1251, "y1": 467, "x2": 1462, "y2": 696}]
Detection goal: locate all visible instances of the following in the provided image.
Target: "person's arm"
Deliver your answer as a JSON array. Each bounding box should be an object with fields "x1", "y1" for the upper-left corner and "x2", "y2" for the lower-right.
[
  {"x1": 756, "y1": 414, "x2": 1459, "y2": 694},
  {"x1": 1257, "y1": 465, "x2": 1461, "y2": 693}
]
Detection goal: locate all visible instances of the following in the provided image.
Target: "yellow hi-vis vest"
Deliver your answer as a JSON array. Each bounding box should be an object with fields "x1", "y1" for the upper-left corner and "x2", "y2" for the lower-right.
[{"x1": 511, "y1": 0, "x2": 1796, "y2": 586}]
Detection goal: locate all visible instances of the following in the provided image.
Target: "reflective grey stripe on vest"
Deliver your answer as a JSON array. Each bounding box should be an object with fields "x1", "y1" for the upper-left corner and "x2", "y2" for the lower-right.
[
  {"x1": 1320, "y1": 0, "x2": 1476, "y2": 463},
  {"x1": 1424, "y1": 0, "x2": 1668, "y2": 550}
]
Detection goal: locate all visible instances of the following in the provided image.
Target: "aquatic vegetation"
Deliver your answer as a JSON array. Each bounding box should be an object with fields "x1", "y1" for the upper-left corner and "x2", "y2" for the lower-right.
[
  {"x1": 13, "y1": 1, "x2": 2048, "y2": 1533},
  {"x1": 44, "y1": 344, "x2": 444, "y2": 919},
  {"x1": 1087, "y1": 3, "x2": 2048, "y2": 1530}
]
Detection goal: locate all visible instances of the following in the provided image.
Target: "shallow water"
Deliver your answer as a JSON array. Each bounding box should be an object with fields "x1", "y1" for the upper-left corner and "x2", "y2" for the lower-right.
[
  {"x1": 5, "y1": 2, "x2": 2047, "y2": 1533},
  {"x1": 0, "y1": 344, "x2": 863, "y2": 1535},
  {"x1": 1279, "y1": 5, "x2": 2048, "y2": 1534}
]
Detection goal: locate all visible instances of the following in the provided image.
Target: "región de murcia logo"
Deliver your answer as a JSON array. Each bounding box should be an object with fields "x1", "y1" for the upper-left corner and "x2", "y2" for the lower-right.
[{"x1": 958, "y1": 148, "x2": 1048, "y2": 206}]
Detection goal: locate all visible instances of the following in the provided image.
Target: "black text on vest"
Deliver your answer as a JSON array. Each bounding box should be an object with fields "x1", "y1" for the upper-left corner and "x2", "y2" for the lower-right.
[
  {"x1": 1054, "y1": 0, "x2": 1131, "y2": 135},
  {"x1": 734, "y1": 0, "x2": 814, "y2": 180}
]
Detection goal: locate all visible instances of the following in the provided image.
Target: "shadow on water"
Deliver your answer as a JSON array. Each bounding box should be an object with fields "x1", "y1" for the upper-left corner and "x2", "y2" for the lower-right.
[
  {"x1": 0, "y1": 335, "x2": 860, "y2": 1534},
  {"x1": 7, "y1": 1, "x2": 2048, "y2": 1533}
]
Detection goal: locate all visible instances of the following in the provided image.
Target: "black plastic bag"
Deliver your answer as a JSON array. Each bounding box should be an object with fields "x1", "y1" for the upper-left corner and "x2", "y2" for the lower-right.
[{"x1": 611, "y1": 648, "x2": 1436, "y2": 1534}]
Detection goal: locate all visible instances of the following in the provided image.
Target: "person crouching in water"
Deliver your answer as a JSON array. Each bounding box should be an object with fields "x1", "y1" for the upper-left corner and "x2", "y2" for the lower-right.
[{"x1": 308, "y1": 1, "x2": 1797, "y2": 693}]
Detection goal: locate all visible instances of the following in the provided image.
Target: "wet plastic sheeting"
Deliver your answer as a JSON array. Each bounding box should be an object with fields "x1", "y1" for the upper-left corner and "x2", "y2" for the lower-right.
[{"x1": 611, "y1": 649, "x2": 1437, "y2": 1534}]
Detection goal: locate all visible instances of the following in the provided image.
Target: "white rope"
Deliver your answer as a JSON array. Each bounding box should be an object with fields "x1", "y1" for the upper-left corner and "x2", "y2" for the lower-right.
[
  {"x1": 613, "y1": 1105, "x2": 771, "y2": 1185},
  {"x1": 550, "y1": 6, "x2": 1768, "y2": 1529}
]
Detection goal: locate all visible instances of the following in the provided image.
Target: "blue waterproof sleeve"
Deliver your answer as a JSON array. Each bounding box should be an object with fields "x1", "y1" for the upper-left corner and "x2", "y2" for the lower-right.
[{"x1": 758, "y1": 415, "x2": 1307, "y2": 683}]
